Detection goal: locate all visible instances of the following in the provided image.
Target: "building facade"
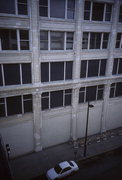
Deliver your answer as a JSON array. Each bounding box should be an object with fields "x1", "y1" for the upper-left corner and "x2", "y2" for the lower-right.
[{"x1": 0, "y1": 0, "x2": 122, "y2": 158}]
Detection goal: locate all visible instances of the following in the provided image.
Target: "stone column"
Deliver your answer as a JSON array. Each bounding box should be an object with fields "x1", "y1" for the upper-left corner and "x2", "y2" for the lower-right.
[
  {"x1": 106, "y1": 0, "x2": 120, "y2": 76},
  {"x1": 100, "y1": 0, "x2": 120, "y2": 132},
  {"x1": 70, "y1": 0, "x2": 84, "y2": 141},
  {"x1": 33, "y1": 92, "x2": 42, "y2": 151},
  {"x1": 30, "y1": 0, "x2": 40, "y2": 83}
]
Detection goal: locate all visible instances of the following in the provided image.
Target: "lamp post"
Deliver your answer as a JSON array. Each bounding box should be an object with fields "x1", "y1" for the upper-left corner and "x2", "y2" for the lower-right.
[{"x1": 83, "y1": 101, "x2": 94, "y2": 157}]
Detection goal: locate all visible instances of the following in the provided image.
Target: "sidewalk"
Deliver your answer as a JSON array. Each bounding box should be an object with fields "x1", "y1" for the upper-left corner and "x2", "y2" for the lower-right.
[{"x1": 10, "y1": 129, "x2": 122, "y2": 180}]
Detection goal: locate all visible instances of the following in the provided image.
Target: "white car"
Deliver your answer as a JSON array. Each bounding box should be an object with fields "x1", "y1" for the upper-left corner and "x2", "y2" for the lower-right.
[{"x1": 46, "y1": 160, "x2": 79, "y2": 180}]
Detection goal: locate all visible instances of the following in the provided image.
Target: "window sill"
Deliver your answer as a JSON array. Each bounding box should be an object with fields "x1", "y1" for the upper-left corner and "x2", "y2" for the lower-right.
[
  {"x1": 39, "y1": 16, "x2": 75, "y2": 23},
  {"x1": 0, "y1": 13, "x2": 29, "y2": 19}
]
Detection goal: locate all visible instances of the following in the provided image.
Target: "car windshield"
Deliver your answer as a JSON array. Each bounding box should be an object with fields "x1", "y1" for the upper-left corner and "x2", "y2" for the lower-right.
[
  {"x1": 54, "y1": 164, "x2": 62, "y2": 174},
  {"x1": 68, "y1": 161, "x2": 74, "y2": 166}
]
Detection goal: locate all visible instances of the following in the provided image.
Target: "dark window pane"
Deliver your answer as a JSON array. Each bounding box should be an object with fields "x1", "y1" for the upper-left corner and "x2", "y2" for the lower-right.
[
  {"x1": 105, "y1": 4, "x2": 112, "y2": 21},
  {"x1": 50, "y1": 91, "x2": 63, "y2": 108},
  {"x1": 112, "y1": 59, "x2": 118, "y2": 75},
  {"x1": 0, "y1": 98, "x2": 5, "y2": 117},
  {"x1": 86, "y1": 86, "x2": 97, "y2": 101},
  {"x1": 65, "y1": 90, "x2": 72, "y2": 106},
  {"x1": 7, "y1": 96, "x2": 22, "y2": 115},
  {"x1": 119, "y1": 5, "x2": 122, "y2": 22},
  {"x1": 51, "y1": 62, "x2": 64, "y2": 81},
  {"x1": 84, "y1": 1, "x2": 91, "y2": 20},
  {"x1": 66, "y1": 61, "x2": 73, "y2": 80},
  {"x1": 115, "y1": 82, "x2": 122, "y2": 97},
  {"x1": 39, "y1": 7, "x2": 48, "y2": 17},
  {"x1": 80, "y1": 60, "x2": 87, "y2": 78},
  {"x1": 90, "y1": 33, "x2": 101, "y2": 49},
  {"x1": 18, "y1": 4, "x2": 27, "y2": 15},
  {"x1": 88, "y1": 60, "x2": 99, "y2": 77},
  {"x1": 118, "y1": 59, "x2": 122, "y2": 74},
  {"x1": 82, "y1": 32, "x2": 88, "y2": 49},
  {"x1": 0, "y1": 0, "x2": 15, "y2": 14},
  {"x1": 79, "y1": 87, "x2": 85, "y2": 103},
  {"x1": 40, "y1": 31, "x2": 48, "y2": 50},
  {"x1": 42, "y1": 92, "x2": 49, "y2": 97},
  {"x1": 97, "y1": 85, "x2": 104, "y2": 100},
  {"x1": 67, "y1": 0, "x2": 75, "y2": 19},
  {"x1": 0, "y1": 65, "x2": 3, "y2": 86},
  {"x1": 39, "y1": 0, "x2": 48, "y2": 6},
  {"x1": 0, "y1": 29, "x2": 17, "y2": 50},
  {"x1": 110, "y1": 83, "x2": 115, "y2": 98},
  {"x1": 20, "y1": 30, "x2": 29, "y2": 50},
  {"x1": 66, "y1": 32, "x2": 73, "y2": 50},
  {"x1": 92, "y1": 3, "x2": 104, "y2": 21},
  {"x1": 116, "y1": 33, "x2": 121, "y2": 48},
  {"x1": 50, "y1": 32, "x2": 64, "y2": 50},
  {"x1": 23, "y1": 94, "x2": 32, "y2": 113},
  {"x1": 3, "y1": 64, "x2": 20, "y2": 85},
  {"x1": 22, "y1": 63, "x2": 32, "y2": 84},
  {"x1": 100, "y1": 59, "x2": 106, "y2": 76},
  {"x1": 42, "y1": 92, "x2": 49, "y2": 110},
  {"x1": 50, "y1": 0, "x2": 65, "y2": 18},
  {"x1": 102, "y1": 33, "x2": 109, "y2": 49},
  {"x1": 41, "y1": 63, "x2": 49, "y2": 82}
]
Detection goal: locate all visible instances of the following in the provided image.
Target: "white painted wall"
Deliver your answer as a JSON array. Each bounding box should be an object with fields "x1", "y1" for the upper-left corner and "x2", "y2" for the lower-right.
[
  {"x1": 42, "y1": 108, "x2": 71, "y2": 148},
  {"x1": 0, "y1": 114, "x2": 34, "y2": 157},
  {"x1": 106, "y1": 99, "x2": 122, "y2": 130}
]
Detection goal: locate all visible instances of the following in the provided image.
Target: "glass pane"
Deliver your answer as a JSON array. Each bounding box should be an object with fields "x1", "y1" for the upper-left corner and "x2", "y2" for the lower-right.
[
  {"x1": 82, "y1": 32, "x2": 88, "y2": 49},
  {"x1": 23, "y1": 95, "x2": 32, "y2": 113},
  {"x1": 80, "y1": 60, "x2": 87, "y2": 78},
  {"x1": 115, "y1": 82, "x2": 122, "y2": 97},
  {"x1": 0, "y1": 65, "x2": 3, "y2": 86},
  {"x1": 39, "y1": 0, "x2": 48, "y2": 6},
  {"x1": 0, "y1": 29, "x2": 17, "y2": 50},
  {"x1": 51, "y1": 62, "x2": 64, "y2": 81},
  {"x1": 20, "y1": 30, "x2": 29, "y2": 39},
  {"x1": 50, "y1": 91, "x2": 63, "y2": 108},
  {"x1": 109, "y1": 83, "x2": 115, "y2": 98},
  {"x1": 22, "y1": 63, "x2": 32, "y2": 84},
  {"x1": 40, "y1": 31, "x2": 48, "y2": 50},
  {"x1": 42, "y1": 92, "x2": 49, "y2": 97},
  {"x1": 90, "y1": 33, "x2": 101, "y2": 49},
  {"x1": 88, "y1": 60, "x2": 99, "y2": 77},
  {"x1": 41, "y1": 63, "x2": 49, "y2": 82},
  {"x1": 67, "y1": 0, "x2": 75, "y2": 9},
  {"x1": 118, "y1": 59, "x2": 122, "y2": 74},
  {"x1": 84, "y1": 12, "x2": 90, "y2": 20},
  {"x1": 79, "y1": 92, "x2": 84, "y2": 103},
  {"x1": 84, "y1": 1, "x2": 91, "y2": 20},
  {"x1": 66, "y1": 61, "x2": 73, "y2": 80},
  {"x1": 0, "y1": 0, "x2": 15, "y2": 14},
  {"x1": 119, "y1": 5, "x2": 122, "y2": 22},
  {"x1": 86, "y1": 86, "x2": 97, "y2": 101},
  {"x1": 42, "y1": 98, "x2": 49, "y2": 110},
  {"x1": 66, "y1": 32, "x2": 73, "y2": 49},
  {"x1": 97, "y1": 89, "x2": 103, "y2": 100},
  {"x1": 112, "y1": 59, "x2": 118, "y2": 75},
  {"x1": 67, "y1": 10, "x2": 74, "y2": 19},
  {"x1": 50, "y1": 32, "x2": 64, "y2": 50},
  {"x1": 65, "y1": 94, "x2": 71, "y2": 106},
  {"x1": 50, "y1": 0, "x2": 65, "y2": 18},
  {"x1": 92, "y1": 3, "x2": 104, "y2": 21},
  {"x1": 105, "y1": 4, "x2": 112, "y2": 21},
  {"x1": 102, "y1": 33, "x2": 109, "y2": 49},
  {"x1": 3, "y1": 64, "x2": 20, "y2": 85},
  {"x1": 100, "y1": 59, "x2": 106, "y2": 76},
  {"x1": 18, "y1": 0, "x2": 27, "y2": 3},
  {"x1": 39, "y1": 7, "x2": 48, "y2": 17},
  {"x1": 0, "y1": 98, "x2": 5, "y2": 117},
  {"x1": 18, "y1": 4, "x2": 27, "y2": 15},
  {"x1": 7, "y1": 96, "x2": 22, "y2": 115}
]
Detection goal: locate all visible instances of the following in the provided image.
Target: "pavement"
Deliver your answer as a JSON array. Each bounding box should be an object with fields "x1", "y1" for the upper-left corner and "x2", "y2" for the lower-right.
[{"x1": 10, "y1": 128, "x2": 122, "y2": 180}]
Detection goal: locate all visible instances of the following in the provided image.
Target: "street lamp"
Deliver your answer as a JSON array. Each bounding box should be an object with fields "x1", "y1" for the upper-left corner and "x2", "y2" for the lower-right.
[{"x1": 83, "y1": 101, "x2": 94, "y2": 157}]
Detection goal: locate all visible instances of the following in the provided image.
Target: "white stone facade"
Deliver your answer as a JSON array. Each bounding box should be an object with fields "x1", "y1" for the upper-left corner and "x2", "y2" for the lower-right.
[{"x1": 0, "y1": 0, "x2": 122, "y2": 158}]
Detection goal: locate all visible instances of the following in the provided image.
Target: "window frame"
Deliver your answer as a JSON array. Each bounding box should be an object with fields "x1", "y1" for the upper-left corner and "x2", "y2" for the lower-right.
[{"x1": 110, "y1": 82, "x2": 122, "y2": 98}]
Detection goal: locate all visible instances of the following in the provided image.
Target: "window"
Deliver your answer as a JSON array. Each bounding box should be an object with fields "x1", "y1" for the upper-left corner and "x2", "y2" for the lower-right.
[
  {"x1": 82, "y1": 32, "x2": 109, "y2": 50},
  {"x1": 17, "y1": 0, "x2": 28, "y2": 15},
  {"x1": 79, "y1": 85, "x2": 104, "y2": 103},
  {"x1": 116, "y1": 33, "x2": 122, "y2": 48},
  {"x1": 84, "y1": 1, "x2": 112, "y2": 22},
  {"x1": 110, "y1": 82, "x2": 122, "y2": 98},
  {"x1": 80, "y1": 59, "x2": 106, "y2": 78},
  {"x1": 0, "y1": 29, "x2": 29, "y2": 50},
  {"x1": 40, "y1": 31, "x2": 74, "y2": 50},
  {"x1": 0, "y1": 0, "x2": 28, "y2": 15},
  {"x1": 112, "y1": 58, "x2": 122, "y2": 75},
  {"x1": 39, "y1": 0, "x2": 48, "y2": 17},
  {"x1": 0, "y1": 63, "x2": 32, "y2": 86},
  {"x1": 41, "y1": 89, "x2": 72, "y2": 110},
  {"x1": 119, "y1": 5, "x2": 122, "y2": 22},
  {"x1": 39, "y1": 0, "x2": 75, "y2": 19},
  {"x1": 20, "y1": 30, "x2": 29, "y2": 50},
  {"x1": 0, "y1": 94, "x2": 33, "y2": 117},
  {"x1": 41, "y1": 61, "x2": 73, "y2": 82}
]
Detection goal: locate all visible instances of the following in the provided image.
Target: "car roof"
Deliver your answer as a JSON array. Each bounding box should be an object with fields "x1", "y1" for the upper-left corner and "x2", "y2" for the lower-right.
[{"x1": 59, "y1": 161, "x2": 70, "y2": 169}]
